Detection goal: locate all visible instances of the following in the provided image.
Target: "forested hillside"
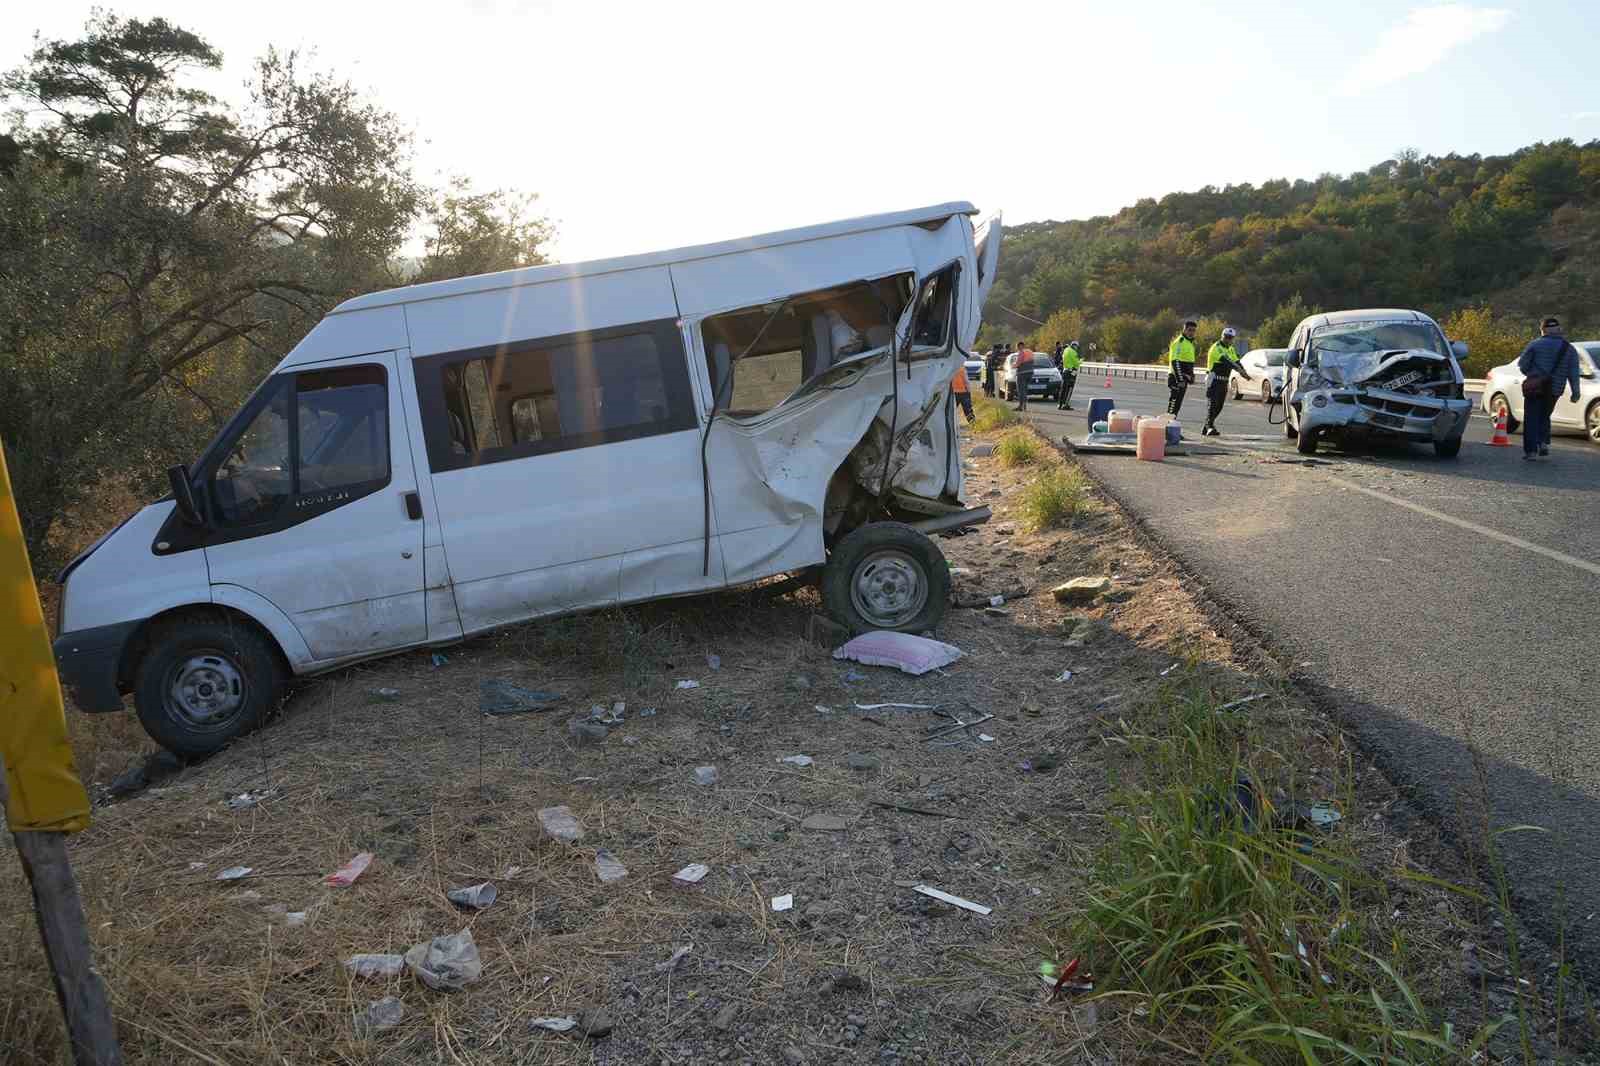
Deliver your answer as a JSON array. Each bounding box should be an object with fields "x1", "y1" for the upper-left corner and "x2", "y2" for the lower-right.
[{"x1": 982, "y1": 141, "x2": 1600, "y2": 369}]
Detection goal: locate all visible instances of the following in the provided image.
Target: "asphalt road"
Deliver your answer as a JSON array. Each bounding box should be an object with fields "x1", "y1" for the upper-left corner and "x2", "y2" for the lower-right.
[{"x1": 1018, "y1": 376, "x2": 1600, "y2": 980}]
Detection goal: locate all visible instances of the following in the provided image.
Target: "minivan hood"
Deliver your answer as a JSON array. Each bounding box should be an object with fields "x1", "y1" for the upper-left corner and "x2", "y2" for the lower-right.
[{"x1": 1320, "y1": 348, "x2": 1450, "y2": 388}]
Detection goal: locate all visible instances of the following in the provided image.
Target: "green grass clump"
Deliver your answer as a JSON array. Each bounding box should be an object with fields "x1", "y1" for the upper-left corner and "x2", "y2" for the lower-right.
[
  {"x1": 1018, "y1": 467, "x2": 1088, "y2": 530},
  {"x1": 995, "y1": 429, "x2": 1040, "y2": 467},
  {"x1": 972, "y1": 396, "x2": 1019, "y2": 432}
]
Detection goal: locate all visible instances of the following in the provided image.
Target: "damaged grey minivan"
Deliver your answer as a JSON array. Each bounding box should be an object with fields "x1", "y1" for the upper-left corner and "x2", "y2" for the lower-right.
[{"x1": 1283, "y1": 309, "x2": 1473, "y2": 457}]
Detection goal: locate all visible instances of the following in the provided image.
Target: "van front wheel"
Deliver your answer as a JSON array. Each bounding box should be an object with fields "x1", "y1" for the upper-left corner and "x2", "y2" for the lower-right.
[
  {"x1": 134, "y1": 615, "x2": 284, "y2": 758},
  {"x1": 823, "y1": 523, "x2": 951, "y2": 634}
]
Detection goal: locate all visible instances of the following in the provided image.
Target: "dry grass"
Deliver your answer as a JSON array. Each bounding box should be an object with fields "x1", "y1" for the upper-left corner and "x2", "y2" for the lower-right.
[
  {"x1": 1016, "y1": 468, "x2": 1089, "y2": 532},
  {"x1": 993, "y1": 430, "x2": 1040, "y2": 468},
  {"x1": 970, "y1": 395, "x2": 1018, "y2": 433}
]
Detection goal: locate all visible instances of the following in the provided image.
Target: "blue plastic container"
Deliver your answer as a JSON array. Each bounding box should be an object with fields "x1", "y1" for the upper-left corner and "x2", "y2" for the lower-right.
[{"x1": 1087, "y1": 397, "x2": 1115, "y2": 432}]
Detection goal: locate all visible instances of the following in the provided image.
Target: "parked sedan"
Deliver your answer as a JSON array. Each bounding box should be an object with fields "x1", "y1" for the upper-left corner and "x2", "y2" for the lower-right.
[
  {"x1": 1479, "y1": 340, "x2": 1600, "y2": 444},
  {"x1": 1000, "y1": 353, "x2": 1063, "y2": 402},
  {"x1": 963, "y1": 354, "x2": 984, "y2": 382},
  {"x1": 1231, "y1": 348, "x2": 1289, "y2": 403}
]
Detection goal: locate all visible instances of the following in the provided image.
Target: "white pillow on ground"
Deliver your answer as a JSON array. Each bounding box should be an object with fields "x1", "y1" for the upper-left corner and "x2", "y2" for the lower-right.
[{"x1": 832, "y1": 631, "x2": 962, "y2": 676}]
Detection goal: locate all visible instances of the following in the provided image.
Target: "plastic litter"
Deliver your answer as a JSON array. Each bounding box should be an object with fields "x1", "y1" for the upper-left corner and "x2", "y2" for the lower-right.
[
  {"x1": 430, "y1": 652, "x2": 449, "y2": 668},
  {"x1": 706, "y1": 653, "x2": 722, "y2": 671},
  {"x1": 595, "y1": 850, "x2": 628, "y2": 883},
  {"x1": 1160, "y1": 663, "x2": 1179, "y2": 677},
  {"x1": 531, "y1": 1017, "x2": 578, "y2": 1033},
  {"x1": 371, "y1": 687, "x2": 402, "y2": 702},
  {"x1": 1217, "y1": 693, "x2": 1268, "y2": 712},
  {"x1": 770, "y1": 894, "x2": 794, "y2": 912},
  {"x1": 977, "y1": 734, "x2": 996, "y2": 743},
  {"x1": 638, "y1": 706, "x2": 657, "y2": 718},
  {"x1": 447, "y1": 882, "x2": 498, "y2": 910},
  {"x1": 360, "y1": 995, "x2": 405, "y2": 1033},
  {"x1": 537, "y1": 805, "x2": 585, "y2": 843},
  {"x1": 480, "y1": 678, "x2": 561, "y2": 716},
  {"x1": 655, "y1": 944, "x2": 693, "y2": 972},
  {"x1": 988, "y1": 595, "x2": 1005, "y2": 607},
  {"x1": 833, "y1": 632, "x2": 962, "y2": 676},
  {"x1": 841, "y1": 668, "x2": 868, "y2": 683},
  {"x1": 284, "y1": 911, "x2": 308, "y2": 927},
  {"x1": 324, "y1": 852, "x2": 374, "y2": 887},
  {"x1": 346, "y1": 953, "x2": 406, "y2": 979},
  {"x1": 1306, "y1": 803, "x2": 1343, "y2": 829},
  {"x1": 1053, "y1": 670, "x2": 1073, "y2": 683},
  {"x1": 404, "y1": 928, "x2": 483, "y2": 991},
  {"x1": 226, "y1": 789, "x2": 273, "y2": 810},
  {"x1": 854, "y1": 702, "x2": 933, "y2": 711},
  {"x1": 675, "y1": 679, "x2": 700, "y2": 690},
  {"x1": 586, "y1": 703, "x2": 625, "y2": 726},
  {"x1": 217, "y1": 866, "x2": 252, "y2": 881},
  {"x1": 912, "y1": 884, "x2": 993, "y2": 916},
  {"x1": 814, "y1": 704, "x2": 835, "y2": 715},
  {"x1": 672, "y1": 863, "x2": 710, "y2": 885},
  {"x1": 692, "y1": 765, "x2": 720, "y2": 786},
  {"x1": 778, "y1": 755, "x2": 814, "y2": 768}
]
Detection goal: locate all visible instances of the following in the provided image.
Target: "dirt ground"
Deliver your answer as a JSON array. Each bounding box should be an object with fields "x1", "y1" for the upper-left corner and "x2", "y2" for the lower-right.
[{"x1": 2, "y1": 425, "x2": 1579, "y2": 1065}]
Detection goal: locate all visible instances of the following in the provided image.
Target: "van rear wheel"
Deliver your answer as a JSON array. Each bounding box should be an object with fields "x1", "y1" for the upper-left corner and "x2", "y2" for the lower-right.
[
  {"x1": 134, "y1": 614, "x2": 284, "y2": 758},
  {"x1": 823, "y1": 522, "x2": 950, "y2": 634}
]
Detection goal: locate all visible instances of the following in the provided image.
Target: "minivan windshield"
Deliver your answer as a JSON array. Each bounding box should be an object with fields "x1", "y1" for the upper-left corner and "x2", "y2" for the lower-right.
[{"x1": 1312, "y1": 321, "x2": 1448, "y2": 359}]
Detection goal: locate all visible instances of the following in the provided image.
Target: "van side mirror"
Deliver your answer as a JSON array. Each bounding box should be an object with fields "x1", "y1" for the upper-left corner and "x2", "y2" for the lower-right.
[
  {"x1": 168, "y1": 465, "x2": 202, "y2": 525},
  {"x1": 1287, "y1": 350, "x2": 1302, "y2": 369},
  {"x1": 1450, "y1": 339, "x2": 1469, "y2": 360}
]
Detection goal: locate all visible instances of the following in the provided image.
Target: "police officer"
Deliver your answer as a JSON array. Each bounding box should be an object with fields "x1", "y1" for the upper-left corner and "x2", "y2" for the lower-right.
[
  {"x1": 1202, "y1": 326, "x2": 1250, "y2": 436},
  {"x1": 1056, "y1": 339, "x2": 1082, "y2": 410},
  {"x1": 1167, "y1": 320, "x2": 1199, "y2": 416}
]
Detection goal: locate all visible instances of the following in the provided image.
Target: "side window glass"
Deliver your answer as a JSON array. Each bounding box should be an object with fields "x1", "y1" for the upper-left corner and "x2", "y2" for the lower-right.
[
  {"x1": 910, "y1": 266, "x2": 957, "y2": 349},
  {"x1": 212, "y1": 382, "x2": 292, "y2": 526},
  {"x1": 295, "y1": 365, "x2": 389, "y2": 494}
]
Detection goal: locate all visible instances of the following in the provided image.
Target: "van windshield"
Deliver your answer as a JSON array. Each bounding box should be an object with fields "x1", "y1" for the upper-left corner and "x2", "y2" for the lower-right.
[{"x1": 1312, "y1": 321, "x2": 1448, "y2": 359}]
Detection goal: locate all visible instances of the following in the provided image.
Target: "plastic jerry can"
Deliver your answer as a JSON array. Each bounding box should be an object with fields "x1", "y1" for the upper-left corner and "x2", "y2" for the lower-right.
[
  {"x1": 1136, "y1": 419, "x2": 1166, "y2": 461},
  {"x1": 1107, "y1": 410, "x2": 1135, "y2": 434}
]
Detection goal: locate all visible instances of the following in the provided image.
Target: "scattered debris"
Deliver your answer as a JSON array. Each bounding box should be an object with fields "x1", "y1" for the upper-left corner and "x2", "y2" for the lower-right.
[
  {"x1": 840, "y1": 669, "x2": 868, "y2": 684},
  {"x1": 977, "y1": 734, "x2": 996, "y2": 743},
  {"x1": 777, "y1": 755, "x2": 814, "y2": 768},
  {"x1": 531, "y1": 1017, "x2": 578, "y2": 1034},
  {"x1": 672, "y1": 863, "x2": 710, "y2": 886},
  {"x1": 770, "y1": 894, "x2": 794, "y2": 912},
  {"x1": 1159, "y1": 663, "x2": 1179, "y2": 677},
  {"x1": 692, "y1": 765, "x2": 720, "y2": 786},
  {"x1": 983, "y1": 606, "x2": 1010, "y2": 617},
  {"x1": 538, "y1": 805, "x2": 585, "y2": 843},
  {"x1": 430, "y1": 652, "x2": 449, "y2": 668},
  {"x1": 187, "y1": 861, "x2": 206, "y2": 871},
  {"x1": 447, "y1": 882, "x2": 498, "y2": 910},
  {"x1": 833, "y1": 631, "x2": 962, "y2": 676},
  {"x1": 1305, "y1": 803, "x2": 1343, "y2": 829},
  {"x1": 854, "y1": 702, "x2": 933, "y2": 711},
  {"x1": 404, "y1": 929, "x2": 483, "y2": 991},
  {"x1": 1052, "y1": 669, "x2": 1074, "y2": 683},
  {"x1": 869, "y1": 800, "x2": 960, "y2": 819},
  {"x1": 567, "y1": 716, "x2": 610, "y2": 744},
  {"x1": 800, "y1": 814, "x2": 849, "y2": 832},
  {"x1": 594, "y1": 850, "x2": 628, "y2": 883},
  {"x1": 706, "y1": 653, "x2": 722, "y2": 671},
  {"x1": 370, "y1": 687, "x2": 402, "y2": 702},
  {"x1": 814, "y1": 704, "x2": 834, "y2": 715},
  {"x1": 283, "y1": 911, "x2": 308, "y2": 927},
  {"x1": 324, "y1": 852, "x2": 374, "y2": 887},
  {"x1": 912, "y1": 884, "x2": 993, "y2": 916},
  {"x1": 226, "y1": 789, "x2": 273, "y2": 810},
  {"x1": 216, "y1": 866, "x2": 252, "y2": 881},
  {"x1": 924, "y1": 713, "x2": 995, "y2": 741},
  {"x1": 655, "y1": 944, "x2": 693, "y2": 973},
  {"x1": 586, "y1": 703, "x2": 625, "y2": 726},
  {"x1": 480, "y1": 678, "x2": 561, "y2": 715},
  {"x1": 1050, "y1": 576, "x2": 1112, "y2": 605},
  {"x1": 988, "y1": 595, "x2": 1005, "y2": 607},
  {"x1": 675, "y1": 679, "x2": 700, "y2": 690},
  {"x1": 621, "y1": 734, "x2": 640, "y2": 746},
  {"x1": 357, "y1": 996, "x2": 405, "y2": 1034},
  {"x1": 346, "y1": 953, "x2": 406, "y2": 979},
  {"x1": 1217, "y1": 693, "x2": 1269, "y2": 712}
]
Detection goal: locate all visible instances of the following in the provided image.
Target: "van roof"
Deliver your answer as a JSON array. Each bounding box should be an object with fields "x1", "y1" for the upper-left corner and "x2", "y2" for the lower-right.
[
  {"x1": 1304, "y1": 308, "x2": 1431, "y2": 328},
  {"x1": 333, "y1": 201, "x2": 979, "y2": 315}
]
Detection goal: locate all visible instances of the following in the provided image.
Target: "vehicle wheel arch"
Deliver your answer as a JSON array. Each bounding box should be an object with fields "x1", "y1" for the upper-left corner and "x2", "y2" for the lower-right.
[
  {"x1": 1586, "y1": 398, "x2": 1600, "y2": 444},
  {"x1": 119, "y1": 604, "x2": 290, "y2": 692}
]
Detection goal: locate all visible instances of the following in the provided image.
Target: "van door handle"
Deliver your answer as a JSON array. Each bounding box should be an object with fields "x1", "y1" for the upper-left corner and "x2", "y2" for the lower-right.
[{"x1": 403, "y1": 491, "x2": 423, "y2": 520}]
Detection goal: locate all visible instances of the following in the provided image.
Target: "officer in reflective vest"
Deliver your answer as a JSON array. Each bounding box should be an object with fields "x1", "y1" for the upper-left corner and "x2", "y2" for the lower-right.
[
  {"x1": 1056, "y1": 340, "x2": 1082, "y2": 410},
  {"x1": 1202, "y1": 326, "x2": 1251, "y2": 436},
  {"x1": 1166, "y1": 320, "x2": 1199, "y2": 416}
]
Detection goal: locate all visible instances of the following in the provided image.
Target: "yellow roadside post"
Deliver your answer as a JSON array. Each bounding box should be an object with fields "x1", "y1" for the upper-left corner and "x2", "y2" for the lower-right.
[{"x1": 1, "y1": 440, "x2": 123, "y2": 1066}]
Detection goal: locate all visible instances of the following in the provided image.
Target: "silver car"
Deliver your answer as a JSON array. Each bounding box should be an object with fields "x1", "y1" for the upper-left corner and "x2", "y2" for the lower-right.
[
  {"x1": 1284, "y1": 309, "x2": 1473, "y2": 458},
  {"x1": 1231, "y1": 348, "x2": 1289, "y2": 403},
  {"x1": 1479, "y1": 341, "x2": 1600, "y2": 445},
  {"x1": 1000, "y1": 352, "x2": 1063, "y2": 402}
]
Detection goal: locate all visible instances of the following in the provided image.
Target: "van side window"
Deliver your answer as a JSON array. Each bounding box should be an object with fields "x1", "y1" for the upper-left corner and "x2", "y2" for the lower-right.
[
  {"x1": 910, "y1": 266, "x2": 957, "y2": 349},
  {"x1": 700, "y1": 274, "x2": 912, "y2": 419},
  {"x1": 209, "y1": 364, "x2": 389, "y2": 527},
  {"x1": 416, "y1": 319, "x2": 696, "y2": 472}
]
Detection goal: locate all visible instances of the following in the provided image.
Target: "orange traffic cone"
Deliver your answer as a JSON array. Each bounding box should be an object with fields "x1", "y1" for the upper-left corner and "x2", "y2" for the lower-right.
[
  {"x1": 1104, "y1": 366, "x2": 1113, "y2": 389},
  {"x1": 1487, "y1": 408, "x2": 1511, "y2": 446}
]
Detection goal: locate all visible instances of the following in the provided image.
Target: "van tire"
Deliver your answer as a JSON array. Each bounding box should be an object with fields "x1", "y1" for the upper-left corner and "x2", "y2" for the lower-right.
[
  {"x1": 823, "y1": 522, "x2": 950, "y2": 635},
  {"x1": 133, "y1": 614, "x2": 285, "y2": 758},
  {"x1": 1295, "y1": 425, "x2": 1319, "y2": 455},
  {"x1": 1434, "y1": 437, "x2": 1462, "y2": 459}
]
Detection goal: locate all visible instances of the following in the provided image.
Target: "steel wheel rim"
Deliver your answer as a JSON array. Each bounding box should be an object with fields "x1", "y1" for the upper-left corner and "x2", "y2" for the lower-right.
[
  {"x1": 164, "y1": 650, "x2": 247, "y2": 732},
  {"x1": 850, "y1": 550, "x2": 928, "y2": 628},
  {"x1": 1261, "y1": 382, "x2": 1271, "y2": 404}
]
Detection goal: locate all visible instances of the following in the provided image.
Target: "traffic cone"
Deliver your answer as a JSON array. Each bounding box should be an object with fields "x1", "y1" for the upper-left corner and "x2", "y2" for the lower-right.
[
  {"x1": 1487, "y1": 408, "x2": 1511, "y2": 446},
  {"x1": 1104, "y1": 366, "x2": 1113, "y2": 389}
]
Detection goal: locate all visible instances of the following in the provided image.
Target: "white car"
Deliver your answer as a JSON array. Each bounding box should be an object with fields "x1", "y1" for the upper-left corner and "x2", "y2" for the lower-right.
[
  {"x1": 1000, "y1": 352, "x2": 1063, "y2": 402},
  {"x1": 963, "y1": 355, "x2": 984, "y2": 382},
  {"x1": 1479, "y1": 340, "x2": 1600, "y2": 444},
  {"x1": 1230, "y1": 348, "x2": 1288, "y2": 403}
]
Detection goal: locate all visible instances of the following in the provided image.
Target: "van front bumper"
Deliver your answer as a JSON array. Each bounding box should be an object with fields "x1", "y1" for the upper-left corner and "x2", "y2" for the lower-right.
[
  {"x1": 53, "y1": 620, "x2": 139, "y2": 712},
  {"x1": 1300, "y1": 388, "x2": 1472, "y2": 442}
]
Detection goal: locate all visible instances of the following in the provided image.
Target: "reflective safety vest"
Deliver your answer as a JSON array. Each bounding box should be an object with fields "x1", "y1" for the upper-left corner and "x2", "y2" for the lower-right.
[
  {"x1": 950, "y1": 366, "x2": 969, "y2": 394},
  {"x1": 1207, "y1": 341, "x2": 1242, "y2": 371},
  {"x1": 1062, "y1": 344, "x2": 1081, "y2": 371},
  {"x1": 1169, "y1": 335, "x2": 1197, "y2": 364}
]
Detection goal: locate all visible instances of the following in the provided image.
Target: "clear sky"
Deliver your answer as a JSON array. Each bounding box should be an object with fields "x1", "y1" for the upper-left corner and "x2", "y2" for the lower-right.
[{"x1": 3, "y1": 1, "x2": 1596, "y2": 263}]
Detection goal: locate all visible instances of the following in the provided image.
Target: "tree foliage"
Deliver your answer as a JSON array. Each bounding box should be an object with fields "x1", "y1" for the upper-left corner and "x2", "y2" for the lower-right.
[{"x1": 0, "y1": 14, "x2": 552, "y2": 571}]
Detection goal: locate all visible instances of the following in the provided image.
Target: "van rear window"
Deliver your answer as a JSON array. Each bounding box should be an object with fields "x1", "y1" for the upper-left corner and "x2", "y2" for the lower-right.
[{"x1": 417, "y1": 318, "x2": 696, "y2": 472}]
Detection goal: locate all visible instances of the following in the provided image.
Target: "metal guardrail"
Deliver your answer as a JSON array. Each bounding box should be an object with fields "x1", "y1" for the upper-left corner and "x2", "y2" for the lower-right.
[{"x1": 1078, "y1": 361, "x2": 1486, "y2": 390}]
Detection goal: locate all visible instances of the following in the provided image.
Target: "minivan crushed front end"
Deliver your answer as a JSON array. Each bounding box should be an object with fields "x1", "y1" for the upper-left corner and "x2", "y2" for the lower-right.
[{"x1": 1296, "y1": 348, "x2": 1472, "y2": 445}]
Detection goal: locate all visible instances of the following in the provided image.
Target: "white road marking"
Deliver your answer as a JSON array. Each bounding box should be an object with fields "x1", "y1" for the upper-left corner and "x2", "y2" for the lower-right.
[{"x1": 1321, "y1": 473, "x2": 1600, "y2": 579}]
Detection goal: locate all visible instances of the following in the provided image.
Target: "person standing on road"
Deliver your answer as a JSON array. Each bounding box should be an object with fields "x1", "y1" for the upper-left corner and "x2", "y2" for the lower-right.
[
  {"x1": 1057, "y1": 339, "x2": 1082, "y2": 410},
  {"x1": 1516, "y1": 316, "x2": 1581, "y2": 461},
  {"x1": 951, "y1": 362, "x2": 975, "y2": 424},
  {"x1": 1166, "y1": 320, "x2": 1199, "y2": 417},
  {"x1": 1012, "y1": 342, "x2": 1033, "y2": 411},
  {"x1": 1201, "y1": 327, "x2": 1250, "y2": 436}
]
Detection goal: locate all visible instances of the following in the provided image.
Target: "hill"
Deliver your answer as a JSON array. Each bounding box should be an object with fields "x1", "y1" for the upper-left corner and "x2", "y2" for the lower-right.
[{"x1": 981, "y1": 140, "x2": 1600, "y2": 371}]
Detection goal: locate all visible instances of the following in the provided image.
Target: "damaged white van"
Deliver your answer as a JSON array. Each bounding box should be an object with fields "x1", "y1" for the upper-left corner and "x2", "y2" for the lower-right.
[{"x1": 53, "y1": 203, "x2": 1002, "y2": 755}]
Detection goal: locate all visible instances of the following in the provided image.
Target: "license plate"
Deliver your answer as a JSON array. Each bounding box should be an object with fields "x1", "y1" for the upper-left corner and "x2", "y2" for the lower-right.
[{"x1": 1381, "y1": 370, "x2": 1423, "y2": 391}]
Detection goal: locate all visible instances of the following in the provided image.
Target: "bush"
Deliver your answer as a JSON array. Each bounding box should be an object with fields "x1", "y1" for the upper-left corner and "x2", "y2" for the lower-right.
[
  {"x1": 1018, "y1": 467, "x2": 1088, "y2": 530},
  {"x1": 1441, "y1": 306, "x2": 1529, "y2": 377},
  {"x1": 971, "y1": 396, "x2": 1018, "y2": 432},
  {"x1": 1254, "y1": 294, "x2": 1318, "y2": 349},
  {"x1": 995, "y1": 429, "x2": 1040, "y2": 467}
]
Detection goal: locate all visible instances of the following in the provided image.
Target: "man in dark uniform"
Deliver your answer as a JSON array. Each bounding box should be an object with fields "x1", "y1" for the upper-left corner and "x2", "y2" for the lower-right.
[{"x1": 1166, "y1": 320, "x2": 1198, "y2": 417}]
